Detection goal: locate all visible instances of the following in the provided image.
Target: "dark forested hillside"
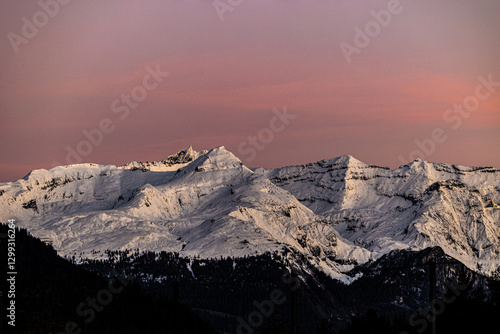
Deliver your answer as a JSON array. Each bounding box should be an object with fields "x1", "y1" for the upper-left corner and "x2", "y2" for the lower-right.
[
  {"x1": 1, "y1": 224, "x2": 499, "y2": 334},
  {"x1": 79, "y1": 247, "x2": 500, "y2": 334},
  {"x1": 0, "y1": 224, "x2": 216, "y2": 334}
]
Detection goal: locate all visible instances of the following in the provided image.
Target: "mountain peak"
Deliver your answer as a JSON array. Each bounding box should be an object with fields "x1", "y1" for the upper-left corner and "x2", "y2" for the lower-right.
[
  {"x1": 161, "y1": 146, "x2": 207, "y2": 166},
  {"x1": 181, "y1": 146, "x2": 245, "y2": 173},
  {"x1": 325, "y1": 154, "x2": 367, "y2": 168},
  {"x1": 120, "y1": 146, "x2": 208, "y2": 171},
  {"x1": 401, "y1": 157, "x2": 435, "y2": 171}
]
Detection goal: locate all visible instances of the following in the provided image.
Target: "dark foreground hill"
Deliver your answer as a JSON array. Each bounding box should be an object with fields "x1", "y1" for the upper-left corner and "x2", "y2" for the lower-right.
[
  {"x1": 80, "y1": 246, "x2": 500, "y2": 334},
  {"x1": 0, "y1": 224, "x2": 216, "y2": 334},
  {"x1": 1, "y1": 224, "x2": 499, "y2": 334}
]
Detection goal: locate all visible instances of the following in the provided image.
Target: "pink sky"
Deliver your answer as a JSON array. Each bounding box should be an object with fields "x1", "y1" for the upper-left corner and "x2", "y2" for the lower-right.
[{"x1": 1, "y1": 0, "x2": 499, "y2": 182}]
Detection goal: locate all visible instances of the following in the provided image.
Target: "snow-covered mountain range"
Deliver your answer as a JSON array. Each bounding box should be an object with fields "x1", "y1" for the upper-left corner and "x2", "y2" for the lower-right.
[
  {"x1": 259, "y1": 154, "x2": 500, "y2": 275},
  {"x1": 1, "y1": 146, "x2": 499, "y2": 280}
]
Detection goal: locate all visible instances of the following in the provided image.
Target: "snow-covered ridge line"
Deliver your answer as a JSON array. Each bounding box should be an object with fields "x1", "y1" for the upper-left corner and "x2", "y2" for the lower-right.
[
  {"x1": 0, "y1": 146, "x2": 499, "y2": 279},
  {"x1": 260, "y1": 153, "x2": 500, "y2": 276}
]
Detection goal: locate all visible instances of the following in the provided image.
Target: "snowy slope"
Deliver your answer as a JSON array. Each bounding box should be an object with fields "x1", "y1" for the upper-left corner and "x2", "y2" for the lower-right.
[
  {"x1": 1, "y1": 147, "x2": 499, "y2": 278},
  {"x1": 259, "y1": 156, "x2": 500, "y2": 275},
  {"x1": 0, "y1": 147, "x2": 370, "y2": 281}
]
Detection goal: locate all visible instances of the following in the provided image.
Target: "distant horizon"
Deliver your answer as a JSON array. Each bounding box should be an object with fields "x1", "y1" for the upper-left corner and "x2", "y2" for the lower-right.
[
  {"x1": 4, "y1": 144, "x2": 499, "y2": 183},
  {"x1": 1, "y1": 1, "x2": 499, "y2": 183}
]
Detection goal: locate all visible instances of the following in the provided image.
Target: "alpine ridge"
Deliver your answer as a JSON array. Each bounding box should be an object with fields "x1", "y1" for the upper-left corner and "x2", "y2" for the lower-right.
[
  {"x1": 1, "y1": 146, "x2": 499, "y2": 280},
  {"x1": 260, "y1": 155, "x2": 500, "y2": 275}
]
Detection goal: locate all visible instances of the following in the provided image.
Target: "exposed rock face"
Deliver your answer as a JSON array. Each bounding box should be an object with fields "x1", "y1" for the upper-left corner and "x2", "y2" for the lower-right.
[{"x1": 1, "y1": 147, "x2": 499, "y2": 279}]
